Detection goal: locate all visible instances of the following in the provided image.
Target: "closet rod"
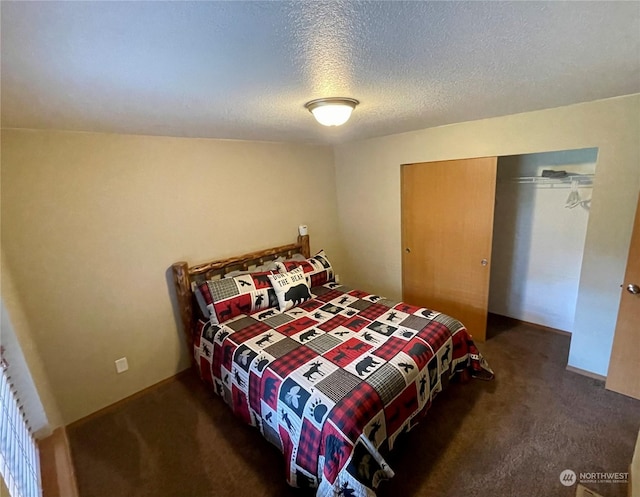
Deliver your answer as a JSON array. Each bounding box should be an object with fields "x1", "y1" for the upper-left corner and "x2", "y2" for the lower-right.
[{"x1": 508, "y1": 174, "x2": 594, "y2": 187}]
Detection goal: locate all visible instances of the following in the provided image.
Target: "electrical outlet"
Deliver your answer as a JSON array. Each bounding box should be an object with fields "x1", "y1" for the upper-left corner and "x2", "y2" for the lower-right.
[{"x1": 115, "y1": 357, "x2": 128, "y2": 374}]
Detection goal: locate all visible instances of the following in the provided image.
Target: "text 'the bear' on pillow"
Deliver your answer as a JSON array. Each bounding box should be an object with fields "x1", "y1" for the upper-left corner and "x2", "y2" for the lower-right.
[{"x1": 267, "y1": 266, "x2": 314, "y2": 313}]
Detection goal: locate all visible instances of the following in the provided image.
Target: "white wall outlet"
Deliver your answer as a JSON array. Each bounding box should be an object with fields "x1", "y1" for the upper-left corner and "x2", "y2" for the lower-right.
[
  {"x1": 115, "y1": 357, "x2": 128, "y2": 374},
  {"x1": 335, "y1": 274, "x2": 340, "y2": 283}
]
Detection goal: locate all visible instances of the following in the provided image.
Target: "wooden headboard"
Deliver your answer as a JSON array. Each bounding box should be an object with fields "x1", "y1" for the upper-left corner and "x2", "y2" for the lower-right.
[{"x1": 171, "y1": 234, "x2": 310, "y2": 362}]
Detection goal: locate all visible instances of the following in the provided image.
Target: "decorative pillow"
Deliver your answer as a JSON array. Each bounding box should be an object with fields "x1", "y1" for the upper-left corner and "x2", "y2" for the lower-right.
[
  {"x1": 194, "y1": 271, "x2": 278, "y2": 324},
  {"x1": 267, "y1": 266, "x2": 314, "y2": 313},
  {"x1": 276, "y1": 250, "x2": 335, "y2": 287}
]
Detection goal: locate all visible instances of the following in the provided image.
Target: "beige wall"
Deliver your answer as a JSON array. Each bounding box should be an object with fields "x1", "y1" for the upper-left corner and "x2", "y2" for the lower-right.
[
  {"x1": 334, "y1": 94, "x2": 640, "y2": 377},
  {"x1": 1, "y1": 252, "x2": 63, "y2": 434},
  {"x1": 1, "y1": 142, "x2": 63, "y2": 432},
  {"x1": 1, "y1": 129, "x2": 340, "y2": 424}
]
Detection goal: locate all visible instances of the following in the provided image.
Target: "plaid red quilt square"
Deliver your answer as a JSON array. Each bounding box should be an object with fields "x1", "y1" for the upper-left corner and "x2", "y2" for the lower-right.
[
  {"x1": 231, "y1": 321, "x2": 271, "y2": 343},
  {"x1": 318, "y1": 314, "x2": 349, "y2": 332},
  {"x1": 330, "y1": 382, "x2": 383, "y2": 442},
  {"x1": 298, "y1": 299, "x2": 324, "y2": 312},
  {"x1": 373, "y1": 337, "x2": 408, "y2": 361},
  {"x1": 309, "y1": 272, "x2": 329, "y2": 287},
  {"x1": 348, "y1": 290, "x2": 368, "y2": 299},
  {"x1": 196, "y1": 282, "x2": 213, "y2": 305},
  {"x1": 416, "y1": 320, "x2": 451, "y2": 352},
  {"x1": 451, "y1": 329, "x2": 465, "y2": 350},
  {"x1": 359, "y1": 303, "x2": 391, "y2": 321},
  {"x1": 280, "y1": 426, "x2": 294, "y2": 477},
  {"x1": 231, "y1": 385, "x2": 251, "y2": 425},
  {"x1": 269, "y1": 345, "x2": 317, "y2": 377},
  {"x1": 296, "y1": 419, "x2": 322, "y2": 473},
  {"x1": 248, "y1": 371, "x2": 262, "y2": 413},
  {"x1": 314, "y1": 289, "x2": 344, "y2": 303}
]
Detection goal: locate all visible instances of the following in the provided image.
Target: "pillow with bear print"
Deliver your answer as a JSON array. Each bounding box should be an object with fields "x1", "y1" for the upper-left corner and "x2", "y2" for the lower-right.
[
  {"x1": 267, "y1": 266, "x2": 315, "y2": 313},
  {"x1": 275, "y1": 250, "x2": 335, "y2": 287}
]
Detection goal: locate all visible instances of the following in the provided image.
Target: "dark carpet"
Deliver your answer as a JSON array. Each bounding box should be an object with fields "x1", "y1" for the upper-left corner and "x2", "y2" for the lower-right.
[{"x1": 68, "y1": 316, "x2": 640, "y2": 497}]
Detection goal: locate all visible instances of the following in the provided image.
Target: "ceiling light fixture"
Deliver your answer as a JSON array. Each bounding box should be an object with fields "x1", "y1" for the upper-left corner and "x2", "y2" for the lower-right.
[{"x1": 304, "y1": 97, "x2": 359, "y2": 127}]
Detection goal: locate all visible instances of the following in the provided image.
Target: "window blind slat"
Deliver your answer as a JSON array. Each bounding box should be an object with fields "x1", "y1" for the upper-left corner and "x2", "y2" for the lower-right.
[
  {"x1": 0, "y1": 366, "x2": 41, "y2": 497},
  {"x1": 1, "y1": 375, "x2": 10, "y2": 448},
  {"x1": 8, "y1": 397, "x2": 17, "y2": 479}
]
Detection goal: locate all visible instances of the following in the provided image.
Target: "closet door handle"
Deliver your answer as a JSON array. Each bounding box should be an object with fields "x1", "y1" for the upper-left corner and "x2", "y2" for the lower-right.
[
  {"x1": 627, "y1": 284, "x2": 640, "y2": 295},
  {"x1": 481, "y1": 259, "x2": 488, "y2": 266}
]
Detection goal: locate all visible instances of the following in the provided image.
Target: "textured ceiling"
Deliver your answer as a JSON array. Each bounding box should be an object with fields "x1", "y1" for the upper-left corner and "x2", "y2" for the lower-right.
[{"x1": 2, "y1": 1, "x2": 639, "y2": 144}]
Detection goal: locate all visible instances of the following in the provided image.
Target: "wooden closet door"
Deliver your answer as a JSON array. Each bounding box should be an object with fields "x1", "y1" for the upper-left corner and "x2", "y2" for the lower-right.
[
  {"x1": 401, "y1": 158, "x2": 497, "y2": 342},
  {"x1": 606, "y1": 194, "x2": 640, "y2": 399}
]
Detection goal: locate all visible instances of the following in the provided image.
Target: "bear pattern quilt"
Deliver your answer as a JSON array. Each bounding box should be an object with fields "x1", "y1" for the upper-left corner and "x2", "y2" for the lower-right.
[{"x1": 194, "y1": 283, "x2": 493, "y2": 497}]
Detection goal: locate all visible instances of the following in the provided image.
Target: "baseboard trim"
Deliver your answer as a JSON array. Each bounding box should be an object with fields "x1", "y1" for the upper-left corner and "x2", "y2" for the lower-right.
[
  {"x1": 566, "y1": 365, "x2": 607, "y2": 382},
  {"x1": 39, "y1": 427, "x2": 79, "y2": 497},
  {"x1": 67, "y1": 369, "x2": 192, "y2": 430}
]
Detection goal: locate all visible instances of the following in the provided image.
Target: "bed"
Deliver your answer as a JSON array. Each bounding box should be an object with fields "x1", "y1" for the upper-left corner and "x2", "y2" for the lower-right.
[{"x1": 172, "y1": 234, "x2": 493, "y2": 497}]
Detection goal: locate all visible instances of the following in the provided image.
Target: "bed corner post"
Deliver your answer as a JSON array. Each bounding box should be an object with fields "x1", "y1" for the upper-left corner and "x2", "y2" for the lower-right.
[
  {"x1": 172, "y1": 261, "x2": 195, "y2": 367},
  {"x1": 298, "y1": 234, "x2": 310, "y2": 258}
]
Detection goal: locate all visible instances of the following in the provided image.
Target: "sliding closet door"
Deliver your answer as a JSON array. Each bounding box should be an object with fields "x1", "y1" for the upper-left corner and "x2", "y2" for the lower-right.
[{"x1": 401, "y1": 158, "x2": 497, "y2": 342}]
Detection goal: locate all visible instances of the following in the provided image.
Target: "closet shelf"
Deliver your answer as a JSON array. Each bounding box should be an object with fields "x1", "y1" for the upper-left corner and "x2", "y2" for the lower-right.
[{"x1": 507, "y1": 173, "x2": 594, "y2": 188}]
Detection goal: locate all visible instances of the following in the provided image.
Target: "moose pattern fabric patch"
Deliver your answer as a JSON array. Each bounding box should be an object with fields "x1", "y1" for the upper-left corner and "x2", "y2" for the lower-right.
[{"x1": 194, "y1": 283, "x2": 494, "y2": 497}]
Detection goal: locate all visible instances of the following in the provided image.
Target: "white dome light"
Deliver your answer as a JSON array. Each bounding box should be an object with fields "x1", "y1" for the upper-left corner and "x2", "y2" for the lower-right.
[{"x1": 305, "y1": 97, "x2": 359, "y2": 127}]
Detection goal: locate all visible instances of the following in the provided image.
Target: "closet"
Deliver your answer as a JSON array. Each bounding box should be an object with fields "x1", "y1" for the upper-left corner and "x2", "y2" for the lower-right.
[
  {"x1": 489, "y1": 149, "x2": 597, "y2": 333},
  {"x1": 401, "y1": 148, "x2": 597, "y2": 341}
]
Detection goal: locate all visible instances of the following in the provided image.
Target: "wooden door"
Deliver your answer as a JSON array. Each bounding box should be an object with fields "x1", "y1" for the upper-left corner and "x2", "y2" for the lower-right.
[
  {"x1": 606, "y1": 194, "x2": 640, "y2": 399},
  {"x1": 401, "y1": 158, "x2": 497, "y2": 342}
]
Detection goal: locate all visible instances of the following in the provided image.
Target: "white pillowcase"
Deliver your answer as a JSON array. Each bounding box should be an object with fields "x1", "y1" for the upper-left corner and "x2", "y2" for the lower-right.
[{"x1": 267, "y1": 266, "x2": 314, "y2": 312}]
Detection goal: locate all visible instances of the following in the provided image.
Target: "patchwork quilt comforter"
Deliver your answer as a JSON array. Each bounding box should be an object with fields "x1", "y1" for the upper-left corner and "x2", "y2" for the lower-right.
[{"x1": 194, "y1": 283, "x2": 493, "y2": 497}]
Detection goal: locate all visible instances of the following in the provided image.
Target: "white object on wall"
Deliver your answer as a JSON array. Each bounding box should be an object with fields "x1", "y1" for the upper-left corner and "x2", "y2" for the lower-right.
[
  {"x1": 298, "y1": 224, "x2": 308, "y2": 236},
  {"x1": 115, "y1": 357, "x2": 129, "y2": 374}
]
